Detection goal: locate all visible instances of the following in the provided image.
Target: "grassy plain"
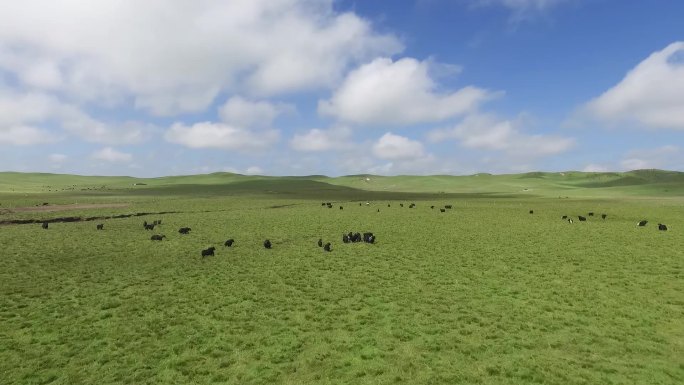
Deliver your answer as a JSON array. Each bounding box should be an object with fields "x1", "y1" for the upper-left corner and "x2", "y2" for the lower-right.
[{"x1": 0, "y1": 171, "x2": 682, "y2": 384}]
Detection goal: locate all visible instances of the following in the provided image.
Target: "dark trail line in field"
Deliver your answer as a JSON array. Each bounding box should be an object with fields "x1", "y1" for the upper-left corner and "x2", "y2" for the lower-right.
[{"x1": 0, "y1": 211, "x2": 181, "y2": 226}]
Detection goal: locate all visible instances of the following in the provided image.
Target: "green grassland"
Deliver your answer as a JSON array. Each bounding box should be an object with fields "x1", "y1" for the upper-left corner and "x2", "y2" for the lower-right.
[{"x1": 0, "y1": 171, "x2": 682, "y2": 384}]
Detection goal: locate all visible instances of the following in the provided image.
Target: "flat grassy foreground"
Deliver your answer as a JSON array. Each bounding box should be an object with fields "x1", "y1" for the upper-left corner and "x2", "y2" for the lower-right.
[{"x1": 0, "y1": 172, "x2": 682, "y2": 384}]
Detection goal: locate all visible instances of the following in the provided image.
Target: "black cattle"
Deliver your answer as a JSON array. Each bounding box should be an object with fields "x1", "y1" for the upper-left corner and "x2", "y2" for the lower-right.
[
  {"x1": 431, "y1": 206, "x2": 435, "y2": 209},
  {"x1": 323, "y1": 243, "x2": 332, "y2": 252},
  {"x1": 327, "y1": 204, "x2": 333, "y2": 209},
  {"x1": 445, "y1": 205, "x2": 453, "y2": 209},
  {"x1": 263, "y1": 239, "x2": 272, "y2": 249},
  {"x1": 342, "y1": 234, "x2": 350, "y2": 243},
  {"x1": 178, "y1": 227, "x2": 191, "y2": 234},
  {"x1": 588, "y1": 212, "x2": 594, "y2": 216},
  {"x1": 529, "y1": 210, "x2": 534, "y2": 214},
  {"x1": 561, "y1": 215, "x2": 568, "y2": 220},
  {"x1": 151, "y1": 234, "x2": 166, "y2": 241},
  {"x1": 578, "y1": 216, "x2": 587, "y2": 222},
  {"x1": 359, "y1": 203, "x2": 362, "y2": 206},
  {"x1": 224, "y1": 239, "x2": 234, "y2": 247},
  {"x1": 400, "y1": 203, "x2": 404, "y2": 207},
  {"x1": 42, "y1": 222, "x2": 49, "y2": 229},
  {"x1": 658, "y1": 223, "x2": 668, "y2": 231},
  {"x1": 318, "y1": 238, "x2": 323, "y2": 247},
  {"x1": 96, "y1": 224, "x2": 104, "y2": 230},
  {"x1": 201, "y1": 247, "x2": 215, "y2": 257},
  {"x1": 637, "y1": 220, "x2": 648, "y2": 227},
  {"x1": 409, "y1": 203, "x2": 415, "y2": 208},
  {"x1": 363, "y1": 232, "x2": 375, "y2": 244},
  {"x1": 339, "y1": 206, "x2": 343, "y2": 210},
  {"x1": 388, "y1": 204, "x2": 391, "y2": 207},
  {"x1": 440, "y1": 208, "x2": 446, "y2": 212},
  {"x1": 145, "y1": 223, "x2": 155, "y2": 230},
  {"x1": 601, "y1": 214, "x2": 607, "y2": 220},
  {"x1": 377, "y1": 209, "x2": 380, "y2": 213},
  {"x1": 321, "y1": 202, "x2": 326, "y2": 206},
  {"x1": 351, "y1": 232, "x2": 362, "y2": 243}
]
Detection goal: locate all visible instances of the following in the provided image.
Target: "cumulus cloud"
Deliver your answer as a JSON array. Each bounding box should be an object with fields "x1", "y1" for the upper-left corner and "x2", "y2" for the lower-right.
[
  {"x1": 0, "y1": 90, "x2": 154, "y2": 144},
  {"x1": 428, "y1": 114, "x2": 575, "y2": 157},
  {"x1": 164, "y1": 122, "x2": 278, "y2": 151},
  {"x1": 582, "y1": 164, "x2": 610, "y2": 172},
  {"x1": 372, "y1": 132, "x2": 426, "y2": 160},
  {"x1": 620, "y1": 145, "x2": 679, "y2": 171},
  {"x1": 92, "y1": 147, "x2": 133, "y2": 162},
  {"x1": 584, "y1": 42, "x2": 684, "y2": 130},
  {"x1": 244, "y1": 166, "x2": 264, "y2": 175},
  {"x1": 219, "y1": 96, "x2": 293, "y2": 128},
  {"x1": 471, "y1": 0, "x2": 573, "y2": 21},
  {"x1": 319, "y1": 57, "x2": 499, "y2": 125},
  {"x1": 0, "y1": 125, "x2": 56, "y2": 145},
  {"x1": 290, "y1": 126, "x2": 353, "y2": 152},
  {"x1": 48, "y1": 153, "x2": 68, "y2": 163},
  {"x1": 0, "y1": 0, "x2": 402, "y2": 115}
]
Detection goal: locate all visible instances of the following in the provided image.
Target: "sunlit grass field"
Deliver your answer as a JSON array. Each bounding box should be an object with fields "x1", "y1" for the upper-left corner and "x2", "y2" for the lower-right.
[{"x1": 0, "y1": 172, "x2": 682, "y2": 384}]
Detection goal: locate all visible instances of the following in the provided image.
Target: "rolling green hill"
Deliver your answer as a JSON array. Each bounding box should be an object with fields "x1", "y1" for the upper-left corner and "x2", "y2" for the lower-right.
[{"x1": 1, "y1": 169, "x2": 682, "y2": 198}]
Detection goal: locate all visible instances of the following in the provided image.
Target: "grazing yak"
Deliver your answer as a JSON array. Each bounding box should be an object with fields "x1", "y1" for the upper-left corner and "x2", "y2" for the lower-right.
[
  {"x1": 400, "y1": 203, "x2": 404, "y2": 207},
  {"x1": 602, "y1": 214, "x2": 607, "y2": 219},
  {"x1": 144, "y1": 223, "x2": 155, "y2": 230},
  {"x1": 323, "y1": 243, "x2": 332, "y2": 252},
  {"x1": 637, "y1": 220, "x2": 648, "y2": 227},
  {"x1": 263, "y1": 239, "x2": 272, "y2": 249},
  {"x1": 578, "y1": 216, "x2": 587, "y2": 222},
  {"x1": 409, "y1": 203, "x2": 415, "y2": 208},
  {"x1": 388, "y1": 204, "x2": 391, "y2": 208},
  {"x1": 561, "y1": 215, "x2": 568, "y2": 220},
  {"x1": 224, "y1": 239, "x2": 234, "y2": 247},
  {"x1": 96, "y1": 224, "x2": 104, "y2": 230},
  {"x1": 150, "y1": 234, "x2": 166, "y2": 241},
  {"x1": 658, "y1": 223, "x2": 668, "y2": 231},
  {"x1": 445, "y1": 205, "x2": 453, "y2": 209},
  {"x1": 42, "y1": 222, "x2": 49, "y2": 229},
  {"x1": 529, "y1": 210, "x2": 534, "y2": 214},
  {"x1": 201, "y1": 247, "x2": 215, "y2": 257},
  {"x1": 318, "y1": 238, "x2": 323, "y2": 247},
  {"x1": 431, "y1": 206, "x2": 435, "y2": 209},
  {"x1": 588, "y1": 212, "x2": 594, "y2": 216},
  {"x1": 440, "y1": 208, "x2": 446, "y2": 213},
  {"x1": 339, "y1": 206, "x2": 343, "y2": 210},
  {"x1": 342, "y1": 234, "x2": 350, "y2": 243},
  {"x1": 363, "y1": 232, "x2": 375, "y2": 244},
  {"x1": 178, "y1": 227, "x2": 191, "y2": 234}
]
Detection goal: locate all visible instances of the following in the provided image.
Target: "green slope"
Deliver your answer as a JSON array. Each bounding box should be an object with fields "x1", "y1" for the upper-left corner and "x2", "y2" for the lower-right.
[{"x1": 1, "y1": 169, "x2": 682, "y2": 198}]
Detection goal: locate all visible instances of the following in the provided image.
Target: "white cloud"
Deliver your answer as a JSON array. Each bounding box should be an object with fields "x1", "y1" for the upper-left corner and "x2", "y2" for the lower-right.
[
  {"x1": 0, "y1": 0, "x2": 402, "y2": 115},
  {"x1": 290, "y1": 126, "x2": 353, "y2": 152},
  {"x1": 582, "y1": 164, "x2": 609, "y2": 172},
  {"x1": 319, "y1": 57, "x2": 499, "y2": 125},
  {"x1": 245, "y1": 166, "x2": 264, "y2": 175},
  {"x1": 372, "y1": 132, "x2": 426, "y2": 160},
  {"x1": 48, "y1": 153, "x2": 68, "y2": 163},
  {"x1": 474, "y1": 0, "x2": 570, "y2": 11},
  {"x1": 0, "y1": 125, "x2": 56, "y2": 145},
  {"x1": 0, "y1": 90, "x2": 154, "y2": 144},
  {"x1": 219, "y1": 96, "x2": 293, "y2": 128},
  {"x1": 620, "y1": 145, "x2": 680, "y2": 171},
  {"x1": 585, "y1": 42, "x2": 684, "y2": 130},
  {"x1": 428, "y1": 114, "x2": 575, "y2": 157},
  {"x1": 92, "y1": 147, "x2": 133, "y2": 162},
  {"x1": 164, "y1": 122, "x2": 278, "y2": 151}
]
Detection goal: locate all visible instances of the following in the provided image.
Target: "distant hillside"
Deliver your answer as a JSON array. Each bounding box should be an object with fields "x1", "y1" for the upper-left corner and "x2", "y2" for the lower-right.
[{"x1": 0, "y1": 169, "x2": 682, "y2": 197}]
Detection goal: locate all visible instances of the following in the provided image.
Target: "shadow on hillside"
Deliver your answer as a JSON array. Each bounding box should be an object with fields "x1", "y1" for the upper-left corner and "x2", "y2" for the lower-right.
[{"x1": 115, "y1": 179, "x2": 524, "y2": 200}]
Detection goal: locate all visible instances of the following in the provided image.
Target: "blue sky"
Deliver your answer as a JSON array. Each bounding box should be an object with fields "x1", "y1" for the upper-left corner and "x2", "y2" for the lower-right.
[{"x1": 0, "y1": 0, "x2": 682, "y2": 176}]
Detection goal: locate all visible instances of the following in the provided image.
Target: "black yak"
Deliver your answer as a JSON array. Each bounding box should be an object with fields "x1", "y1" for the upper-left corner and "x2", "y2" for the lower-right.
[
  {"x1": 151, "y1": 234, "x2": 166, "y2": 241},
  {"x1": 264, "y1": 239, "x2": 272, "y2": 249},
  {"x1": 323, "y1": 243, "x2": 332, "y2": 252},
  {"x1": 440, "y1": 208, "x2": 446, "y2": 213},
  {"x1": 145, "y1": 223, "x2": 155, "y2": 230},
  {"x1": 342, "y1": 234, "x2": 350, "y2": 243},
  {"x1": 637, "y1": 220, "x2": 648, "y2": 227},
  {"x1": 318, "y1": 238, "x2": 323, "y2": 247},
  {"x1": 602, "y1": 214, "x2": 607, "y2": 220},
  {"x1": 178, "y1": 227, "x2": 191, "y2": 234},
  {"x1": 658, "y1": 223, "x2": 667, "y2": 231},
  {"x1": 445, "y1": 205, "x2": 453, "y2": 209},
  {"x1": 588, "y1": 212, "x2": 594, "y2": 216},
  {"x1": 529, "y1": 210, "x2": 534, "y2": 214},
  {"x1": 96, "y1": 224, "x2": 104, "y2": 230},
  {"x1": 578, "y1": 216, "x2": 587, "y2": 222},
  {"x1": 201, "y1": 247, "x2": 215, "y2": 257},
  {"x1": 224, "y1": 239, "x2": 234, "y2": 247},
  {"x1": 42, "y1": 222, "x2": 48, "y2": 229},
  {"x1": 561, "y1": 215, "x2": 568, "y2": 220}
]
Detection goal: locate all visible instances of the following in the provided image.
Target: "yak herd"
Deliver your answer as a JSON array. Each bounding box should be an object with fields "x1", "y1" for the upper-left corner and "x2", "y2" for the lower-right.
[{"x1": 37, "y1": 201, "x2": 669, "y2": 258}]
